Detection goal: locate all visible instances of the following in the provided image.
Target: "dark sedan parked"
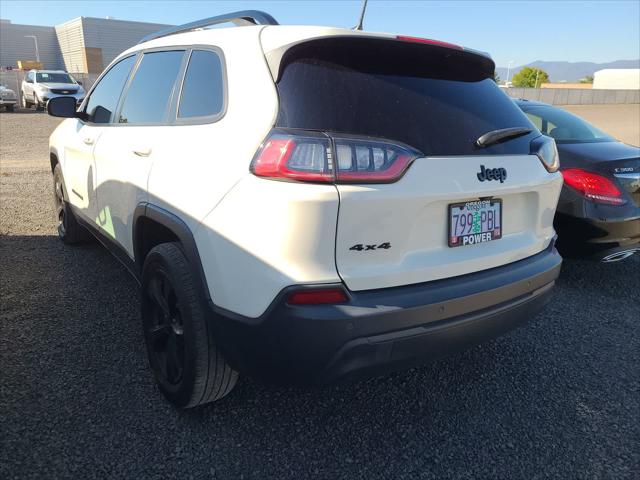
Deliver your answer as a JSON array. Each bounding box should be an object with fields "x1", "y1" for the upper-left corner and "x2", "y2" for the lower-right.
[{"x1": 516, "y1": 99, "x2": 639, "y2": 261}]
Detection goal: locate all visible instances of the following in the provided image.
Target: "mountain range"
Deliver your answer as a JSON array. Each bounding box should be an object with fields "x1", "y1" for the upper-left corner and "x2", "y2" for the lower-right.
[{"x1": 495, "y1": 60, "x2": 640, "y2": 83}]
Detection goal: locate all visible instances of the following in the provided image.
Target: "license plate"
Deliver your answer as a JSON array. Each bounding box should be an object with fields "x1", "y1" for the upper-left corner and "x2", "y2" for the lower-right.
[{"x1": 448, "y1": 199, "x2": 502, "y2": 247}]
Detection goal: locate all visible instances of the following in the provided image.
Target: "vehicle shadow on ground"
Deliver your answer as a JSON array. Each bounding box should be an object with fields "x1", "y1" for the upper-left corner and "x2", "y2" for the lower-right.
[{"x1": 3, "y1": 233, "x2": 639, "y2": 478}]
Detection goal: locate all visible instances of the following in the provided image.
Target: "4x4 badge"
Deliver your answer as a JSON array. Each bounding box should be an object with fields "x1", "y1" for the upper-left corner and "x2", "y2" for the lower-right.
[{"x1": 477, "y1": 165, "x2": 507, "y2": 183}]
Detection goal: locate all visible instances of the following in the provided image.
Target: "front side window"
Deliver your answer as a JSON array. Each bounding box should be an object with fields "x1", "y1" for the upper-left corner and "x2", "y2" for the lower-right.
[
  {"x1": 178, "y1": 50, "x2": 224, "y2": 119},
  {"x1": 118, "y1": 50, "x2": 184, "y2": 124},
  {"x1": 85, "y1": 55, "x2": 136, "y2": 124},
  {"x1": 36, "y1": 72, "x2": 75, "y2": 83}
]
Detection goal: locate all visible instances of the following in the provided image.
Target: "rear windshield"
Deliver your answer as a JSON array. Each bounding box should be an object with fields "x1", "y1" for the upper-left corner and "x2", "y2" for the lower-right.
[
  {"x1": 520, "y1": 105, "x2": 614, "y2": 144},
  {"x1": 276, "y1": 37, "x2": 538, "y2": 156},
  {"x1": 36, "y1": 72, "x2": 75, "y2": 84}
]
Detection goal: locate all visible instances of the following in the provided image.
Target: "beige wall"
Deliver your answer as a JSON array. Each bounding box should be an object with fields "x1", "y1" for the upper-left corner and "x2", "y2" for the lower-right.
[
  {"x1": 540, "y1": 83, "x2": 592, "y2": 89},
  {"x1": 561, "y1": 104, "x2": 640, "y2": 146}
]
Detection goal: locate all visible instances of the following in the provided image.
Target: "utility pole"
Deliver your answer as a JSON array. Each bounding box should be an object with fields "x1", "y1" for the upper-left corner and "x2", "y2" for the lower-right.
[
  {"x1": 506, "y1": 60, "x2": 515, "y2": 85},
  {"x1": 24, "y1": 35, "x2": 40, "y2": 63}
]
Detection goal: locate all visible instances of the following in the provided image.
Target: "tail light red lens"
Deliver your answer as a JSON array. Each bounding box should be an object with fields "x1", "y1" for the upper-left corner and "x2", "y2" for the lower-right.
[
  {"x1": 562, "y1": 168, "x2": 626, "y2": 205},
  {"x1": 287, "y1": 287, "x2": 349, "y2": 305},
  {"x1": 251, "y1": 130, "x2": 420, "y2": 184},
  {"x1": 250, "y1": 133, "x2": 333, "y2": 182}
]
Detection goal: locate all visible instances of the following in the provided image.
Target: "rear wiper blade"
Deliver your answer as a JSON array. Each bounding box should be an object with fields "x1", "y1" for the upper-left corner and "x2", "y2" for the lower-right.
[{"x1": 476, "y1": 127, "x2": 533, "y2": 148}]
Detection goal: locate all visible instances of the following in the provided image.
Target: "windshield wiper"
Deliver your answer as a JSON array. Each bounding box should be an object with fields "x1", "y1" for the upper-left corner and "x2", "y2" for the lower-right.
[{"x1": 476, "y1": 127, "x2": 532, "y2": 148}]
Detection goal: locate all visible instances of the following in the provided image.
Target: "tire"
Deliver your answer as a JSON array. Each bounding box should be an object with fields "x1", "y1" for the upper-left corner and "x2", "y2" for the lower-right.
[
  {"x1": 52, "y1": 164, "x2": 90, "y2": 244},
  {"x1": 5, "y1": 104, "x2": 14, "y2": 112},
  {"x1": 34, "y1": 94, "x2": 44, "y2": 111},
  {"x1": 142, "y1": 242, "x2": 238, "y2": 408}
]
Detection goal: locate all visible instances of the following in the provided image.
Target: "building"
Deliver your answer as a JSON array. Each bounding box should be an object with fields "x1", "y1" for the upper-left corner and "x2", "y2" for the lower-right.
[
  {"x1": 0, "y1": 19, "x2": 61, "y2": 70},
  {"x1": 0, "y1": 17, "x2": 171, "y2": 74},
  {"x1": 593, "y1": 69, "x2": 640, "y2": 90}
]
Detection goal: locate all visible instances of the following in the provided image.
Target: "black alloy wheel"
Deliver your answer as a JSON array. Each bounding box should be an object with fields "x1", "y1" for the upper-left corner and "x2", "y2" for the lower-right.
[
  {"x1": 145, "y1": 269, "x2": 185, "y2": 387},
  {"x1": 141, "y1": 242, "x2": 238, "y2": 408}
]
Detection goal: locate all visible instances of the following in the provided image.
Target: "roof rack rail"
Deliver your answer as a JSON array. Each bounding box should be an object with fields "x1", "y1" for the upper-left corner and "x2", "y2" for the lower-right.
[{"x1": 138, "y1": 10, "x2": 279, "y2": 44}]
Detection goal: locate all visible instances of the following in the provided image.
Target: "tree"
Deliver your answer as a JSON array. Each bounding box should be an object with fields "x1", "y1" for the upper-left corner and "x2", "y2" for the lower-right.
[
  {"x1": 512, "y1": 67, "x2": 550, "y2": 88},
  {"x1": 493, "y1": 71, "x2": 501, "y2": 83},
  {"x1": 580, "y1": 75, "x2": 594, "y2": 84}
]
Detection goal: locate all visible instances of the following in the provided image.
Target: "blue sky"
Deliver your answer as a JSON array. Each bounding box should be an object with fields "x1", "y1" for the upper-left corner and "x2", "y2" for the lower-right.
[{"x1": 1, "y1": 0, "x2": 638, "y2": 67}]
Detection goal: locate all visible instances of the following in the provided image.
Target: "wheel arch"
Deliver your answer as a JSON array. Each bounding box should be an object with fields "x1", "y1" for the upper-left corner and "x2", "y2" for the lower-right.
[
  {"x1": 49, "y1": 147, "x2": 59, "y2": 172},
  {"x1": 133, "y1": 203, "x2": 212, "y2": 302}
]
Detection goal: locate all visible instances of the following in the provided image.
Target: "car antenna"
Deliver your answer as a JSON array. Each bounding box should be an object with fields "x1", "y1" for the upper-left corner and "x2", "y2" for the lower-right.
[{"x1": 353, "y1": 0, "x2": 368, "y2": 30}]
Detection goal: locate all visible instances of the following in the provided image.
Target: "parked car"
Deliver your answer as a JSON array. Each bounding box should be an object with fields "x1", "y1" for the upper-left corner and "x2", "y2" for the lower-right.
[
  {"x1": 0, "y1": 84, "x2": 17, "y2": 111},
  {"x1": 516, "y1": 99, "x2": 640, "y2": 261},
  {"x1": 46, "y1": 10, "x2": 563, "y2": 408},
  {"x1": 21, "y1": 70, "x2": 85, "y2": 111}
]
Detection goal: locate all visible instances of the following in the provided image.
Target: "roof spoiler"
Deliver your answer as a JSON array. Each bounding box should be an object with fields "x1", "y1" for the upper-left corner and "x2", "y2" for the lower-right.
[{"x1": 138, "y1": 10, "x2": 279, "y2": 44}]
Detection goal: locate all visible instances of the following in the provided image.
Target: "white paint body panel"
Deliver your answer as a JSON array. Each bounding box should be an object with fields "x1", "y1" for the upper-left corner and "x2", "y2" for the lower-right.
[
  {"x1": 53, "y1": 119, "x2": 103, "y2": 218},
  {"x1": 335, "y1": 155, "x2": 562, "y2": 291},
  {"x1": 93, "y1": 126, "x2": 155, "y2": 255},
  {"x1": 197, "y1": 175, "x2": 341, "y2": 318}
]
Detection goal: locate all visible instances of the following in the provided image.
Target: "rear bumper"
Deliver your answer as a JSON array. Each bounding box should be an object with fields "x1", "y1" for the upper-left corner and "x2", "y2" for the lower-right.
[
  {"x1": 211, "y1": 243, "x2": 562, "y2": 384},
  {"x1": 555, "y1": 212, "x2": 640, "y2": 258}
]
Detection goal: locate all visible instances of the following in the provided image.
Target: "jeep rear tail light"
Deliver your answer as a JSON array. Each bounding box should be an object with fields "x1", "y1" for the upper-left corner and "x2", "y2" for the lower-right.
[
  {"x1": 530, "y1": 135, "x2": 560, "y2": 173},
  {"x1": 562, "y1": 168, "x2": 626, "y2": 205},
  {"x1": 251, "y1": 130, "x2": 420, "y2": 184}
]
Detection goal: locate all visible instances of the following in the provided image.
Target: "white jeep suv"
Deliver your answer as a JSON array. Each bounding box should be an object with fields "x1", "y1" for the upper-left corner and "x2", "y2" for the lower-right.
[{"x1": 47, "y1": 11, "x2": 563, "y2": 408}]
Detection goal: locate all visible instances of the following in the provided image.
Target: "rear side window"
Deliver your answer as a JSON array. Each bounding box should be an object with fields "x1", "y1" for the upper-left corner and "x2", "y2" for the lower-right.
[
  {"x1": 85, "y1": 55, "x2": 135, "y2": 124},
  {"x1": 522, "y1": 105, "x2": 613, "y2": 143},
  {"x1": 276, "y1": 38, "x2": 538, "y2": 156},
  {"x1": 118, "y1": 50, "x2": 184, "y2": 124},
  {"x1": 178, "y1": 50, "x2": 224, "y2": 119}
]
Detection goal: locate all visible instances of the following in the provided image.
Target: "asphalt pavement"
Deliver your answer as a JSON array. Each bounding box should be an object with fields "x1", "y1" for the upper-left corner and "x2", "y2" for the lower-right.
[{"x1": 1, "y1": 111, "x2": 639, "y2": 479}]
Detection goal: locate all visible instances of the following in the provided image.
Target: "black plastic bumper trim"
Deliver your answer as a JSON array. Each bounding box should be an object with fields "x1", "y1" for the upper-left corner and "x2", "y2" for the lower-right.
[{"x1": 209, "y1": 244, "x2": 562, "y2": 384}]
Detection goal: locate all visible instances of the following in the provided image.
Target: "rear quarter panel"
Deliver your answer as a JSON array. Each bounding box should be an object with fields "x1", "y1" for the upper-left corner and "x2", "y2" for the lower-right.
[{"x1": 144, "y1": 28, "x2": 279, "y2": 233}]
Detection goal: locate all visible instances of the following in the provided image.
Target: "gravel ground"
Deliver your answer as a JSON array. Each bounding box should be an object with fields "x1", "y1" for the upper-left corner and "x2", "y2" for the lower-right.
[{"x1": 1, "y1": 111, "x2": 639, "y2": 479}]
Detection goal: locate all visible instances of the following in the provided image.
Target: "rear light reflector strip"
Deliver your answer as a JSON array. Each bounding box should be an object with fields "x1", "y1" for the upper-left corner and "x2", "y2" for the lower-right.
[{"x1": 287, "y1": 287, "x2": 349, "y2": 305}]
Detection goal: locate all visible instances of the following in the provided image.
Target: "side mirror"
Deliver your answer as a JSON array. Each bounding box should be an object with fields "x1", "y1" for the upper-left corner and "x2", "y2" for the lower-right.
[
  {"x1": 77, "y1": 81, "x2": 83, "y2": 86},
  {"x1": 47, "y1": 96, "x2": 78, "y2": 118}
]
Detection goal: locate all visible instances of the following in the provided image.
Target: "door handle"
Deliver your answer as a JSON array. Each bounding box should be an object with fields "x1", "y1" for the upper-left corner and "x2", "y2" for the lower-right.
[
  {"x1": 133, "y1": 148, "x2": 152, "y2": 157},
  {"x1": 83, "y1": 137, "x2": 94, "y2": 145}
]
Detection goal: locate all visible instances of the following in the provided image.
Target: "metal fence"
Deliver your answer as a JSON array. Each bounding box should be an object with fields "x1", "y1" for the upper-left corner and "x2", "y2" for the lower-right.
[
  {"x1": 503, "y1": 87, "x2": 640, "y2": 105},
  {"x1": 0, "y1": 70, "x2": 99, "y2": 104}
]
